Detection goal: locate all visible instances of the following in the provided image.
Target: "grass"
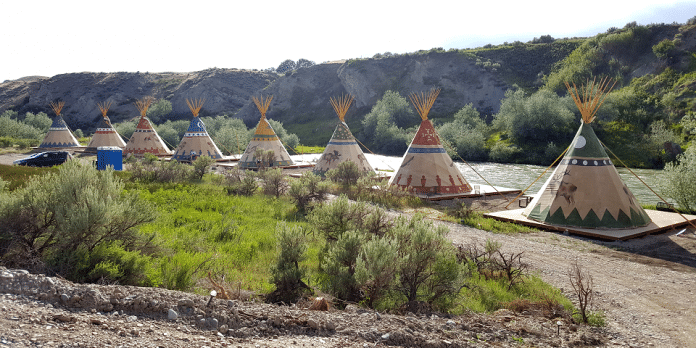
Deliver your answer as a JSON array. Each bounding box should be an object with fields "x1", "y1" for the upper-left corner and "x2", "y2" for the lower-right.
[
  {"x1": 129, "y1": 182, "x2": 322, "y2": 294},
  {"x1": 0, "y1": 164, "x2": 58, "y2": 190},
  {"x1": 294, "y1": 145, "x2": 325, "y2": 154},
  {"x1": 456, "y1": 272, "x2": 574, "y2": 315},
  {"x1": 460, "y1": 211, "x2": 539, "y2": 234}
]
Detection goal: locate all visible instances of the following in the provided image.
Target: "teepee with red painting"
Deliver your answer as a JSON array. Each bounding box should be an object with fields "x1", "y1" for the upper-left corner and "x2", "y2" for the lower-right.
[
  {"x1": 389, "y1": 88, "x2": 472, "y2": 194},
  {"x1": 86, "y1": 101, "x2": 127, "y2": 151},
  {"x1": 123, "y1": 97, "x2": 172, "y2": 157}
]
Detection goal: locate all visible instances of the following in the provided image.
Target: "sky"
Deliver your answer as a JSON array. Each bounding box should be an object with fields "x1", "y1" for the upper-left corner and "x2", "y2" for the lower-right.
[{"x1": 1, "y1": 0, "x2": 695, "y2": 82}]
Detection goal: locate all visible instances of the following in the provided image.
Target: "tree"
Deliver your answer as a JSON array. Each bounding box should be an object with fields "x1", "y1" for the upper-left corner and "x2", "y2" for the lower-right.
[
  {"x1": 360, "y1": 90, "x2": 414, "y2": 155},
  {"x1": 659, "y1": 147, "x2": 696, "y2": 212},
  {"x1": 652, "y1": 39, "x2": 677, "y2": 61},
  {"x1": 191, "y1": 155, "x2": 215, "y2": 180},
  {"x1": 147, "y1": 99, "x2": 173, "y2": 123},
  {"x1": 276, "y1": 59, "x2": 296, "y2": 74},
  {"x1": 296, "y1": 58, "x2": 315, "y2": 69}
]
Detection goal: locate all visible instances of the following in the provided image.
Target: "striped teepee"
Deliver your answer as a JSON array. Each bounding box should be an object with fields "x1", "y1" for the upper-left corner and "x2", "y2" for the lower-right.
[
  {"x1": 39, "y1": 101, "x2": 81, "y2": 148},
  {"x1": 123, "y1": 97, "x2": 172, "y2": 157},
  {"x1": 523, "y1": 78, "x2": 651, "y2": 228},
  {"x1": 313, "y1": 94, "x2": 374, "y2": 176},
  {"x1": 238, "y1": 95, "x2": 293, "y2": 169},
  {"x1": 171, "y1": 98, "x2": 224, "y2": 161},
  {"x1": 86, "y1": 101, "x2": 126, "y2": 151},
  {"x1": 389, "y1": 89, "x2": 472, "y2": 194}
]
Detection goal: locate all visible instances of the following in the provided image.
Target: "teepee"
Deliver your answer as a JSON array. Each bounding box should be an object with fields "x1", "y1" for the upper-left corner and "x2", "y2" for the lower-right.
[
  {"x1": 238, "y1": 95, "x2": 294, "y2": 169},
  {"x1": 39, "y1": 101, "x2": 81, "y2": 148},
  {"x1": 313, "y1": 94, "x2": 374, "y2": 176},
  {"x1": 86, "y1": 101, "x2": 126, "y2": 151},
  {"x1": 172, "y1": 98, "x2": 224, "y2": 161},
  {"x1": 523, "y1": 78, "x2": 651, "y2": 228},
  {"x1": 389, "y1": 89, "x2": 472, "y2": 194},
  {"x1": 123, "y1": 97, "x2": 172, "y2": 157}
]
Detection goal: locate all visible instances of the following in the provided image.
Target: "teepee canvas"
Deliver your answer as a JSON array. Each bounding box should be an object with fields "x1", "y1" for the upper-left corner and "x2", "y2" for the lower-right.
[
  {"x1": 172, "y1": 98, "x2": 224, "y2": 161},
  {"x1": 313, "y1": 95, "x2": 374, "y2": 176},
  {"x1": 39, "y1": 101, "x2": 81, "y2": 148},
  {"x1": 86, "y1": 101, "x2": 126, "y2": 151},
  {"x1": 389, "y1": 89, "x2": 472, "y2": 194},
  {"x1": 238, "y1": 95, "x2": 294, "y2": 169},
  {"x1": 123, "y1": 97, "x2": 172, "y2": 157},
  {"x1": 523, "y1": 78, "x2": 651, "y2": 229}
]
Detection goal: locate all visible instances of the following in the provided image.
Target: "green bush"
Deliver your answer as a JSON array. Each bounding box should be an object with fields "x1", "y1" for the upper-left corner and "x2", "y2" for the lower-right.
[
  {"x1": 268, "y1": 223, "x2": 309, "y2": 303},
  {"x1": 191, "y1": 155, "x2": 215, "y2": 180},
  {"x1": 326, "y1": 160, "x2": 361, "y2": 188},
  {"x1": 0, "y1": 160, "x2": 156, "y2": 282},
  {"x1": 223, "y1": 168, "x2": 258, "y2": 196},
  {"x1": 287, "y1": 171, "x2": 330, "y2": 213},
  {"x1": 659, "y1": 147, "x2": 696, "y2": 211},
  {"x1": 259, "y1": 168, "x2": 288, "y2": 198}
]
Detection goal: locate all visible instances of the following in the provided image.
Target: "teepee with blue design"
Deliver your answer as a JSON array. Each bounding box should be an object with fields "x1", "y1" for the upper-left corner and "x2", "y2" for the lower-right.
[
  {"x1": 523, "y1": 78, "x2": 651, "y2": 229},
  {"x1": 313, "y1": 94, "x2": 374, "y2": 176},
  {"x1": 172, "y1": 98, "x2": 223, "y2": 161},
  {"x1": 39, "y1": 101, "x2": 81, "y2": 148}
]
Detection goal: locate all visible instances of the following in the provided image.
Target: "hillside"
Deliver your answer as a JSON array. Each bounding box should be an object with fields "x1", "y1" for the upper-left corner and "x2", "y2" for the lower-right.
[{"x1": 0, "y1": 22, "x2": 692, "y2": 148}]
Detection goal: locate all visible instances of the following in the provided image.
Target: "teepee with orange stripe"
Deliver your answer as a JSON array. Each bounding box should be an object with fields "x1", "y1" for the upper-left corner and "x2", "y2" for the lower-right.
[
  {"x1": 86, "y1": 101, "x2": 126, "y2": 151},
  {"x1": 313, "y1": 94, "x2": 374, "y2": 176},
  {"x1": 389, "y1": 89, "x2": 472, "y2": 194},
  {"x1": 238, "y1": 95, "x2": 294, "y2": 169},
  {"x1": 123, "y1": 97, "x2": 172, "y2": 157},
  {"x1": 39, "y1": 101, "x2": 81, "y2": 148},
  {"x1": 523, "y1": 78, "x2": 651, "y2": 228}
]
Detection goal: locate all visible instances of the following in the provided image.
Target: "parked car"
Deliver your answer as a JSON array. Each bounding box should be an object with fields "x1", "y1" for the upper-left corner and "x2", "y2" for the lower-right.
[{"x1": 13, "y1": 151, "x2": 73, "y2": 167}]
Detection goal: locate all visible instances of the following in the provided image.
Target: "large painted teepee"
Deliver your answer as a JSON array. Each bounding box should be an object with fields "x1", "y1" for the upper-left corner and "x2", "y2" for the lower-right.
[
  {"x1": 313, "y1": 94, "x2": 374, "y2": 176},
  {"x1": 389, "y1": 89, "x2": 472, "y2": 194},
  {"x1": 123, "y1": 97, "x2": 172, "y2": 157},
  {"x1": 171, "y1": 98, "x2": 224, "y2": 161},
  {"x1": 238, "y1": 95, "x2": 293, "y2": 169},
  {"x1": 39, "y1": 101, "x2": 81, "y2": 148},
  {"x1": 523, "y1": 78, "x2": 651, "y2": 228},
  {"x1": 86, "y1": 101, "x2": 126, "y2": 151}
]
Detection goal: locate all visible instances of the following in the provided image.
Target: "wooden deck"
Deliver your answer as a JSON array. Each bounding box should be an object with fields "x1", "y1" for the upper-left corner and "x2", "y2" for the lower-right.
[
  {"x1": 415, "y1": 185, "x2": 522, "y2": 201},
  {"x1": 484, "y1": 208, "x2": 696, "y2": 241}
]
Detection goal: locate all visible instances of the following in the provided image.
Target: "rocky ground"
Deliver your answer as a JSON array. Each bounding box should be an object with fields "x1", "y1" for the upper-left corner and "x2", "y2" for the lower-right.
[{"x1": 2, "y1": 153, "x2": 696, "y2": 347}]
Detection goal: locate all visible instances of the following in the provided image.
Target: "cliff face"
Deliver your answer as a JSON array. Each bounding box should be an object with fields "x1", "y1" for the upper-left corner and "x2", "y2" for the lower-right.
[{"x1": 0, "y1": 69, "x2": 277, "y2": 130}]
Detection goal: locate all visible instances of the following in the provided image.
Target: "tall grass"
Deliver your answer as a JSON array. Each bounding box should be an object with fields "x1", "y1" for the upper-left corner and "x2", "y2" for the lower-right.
[{"x1": 131, "y1": 183, "x2": 321, "y2": 293}]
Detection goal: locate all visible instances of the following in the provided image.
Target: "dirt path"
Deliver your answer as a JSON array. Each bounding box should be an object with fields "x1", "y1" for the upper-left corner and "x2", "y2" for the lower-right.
[{"x1": 441, "y1": 220, "x2": 696, "y2": 348}]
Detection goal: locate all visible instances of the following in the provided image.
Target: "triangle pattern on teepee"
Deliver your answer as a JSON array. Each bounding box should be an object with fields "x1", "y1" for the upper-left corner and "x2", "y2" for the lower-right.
[
  {"x1": 313, "y1": 95, "x2": 374, "y2": 176},
  {"x1": 39, "y1": 101, "x2": 80, "y2": 148},
  {"x1": 388, "y1": 89, "x2": 472, "y2": 194},
  {"x1": 86, "y1": 101, "x2": 126, "y2": 151},
  {"x1": 172, "y1": 98, "x2": 223, "y2": 161},
  {"x1": 239, "y1": 95, "x2": 294, "y2": 169},
  {"x1": 123, "y1": 97, "x2": 172, "y2": 157},
  {"x1": 522, "y1": 78, "x2": 651, "y2": 229}
]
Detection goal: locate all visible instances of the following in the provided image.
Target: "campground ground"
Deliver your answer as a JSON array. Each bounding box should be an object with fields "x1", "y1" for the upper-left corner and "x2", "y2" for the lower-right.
[{"x1": 1, "y1": 152, "x2": 696, "y2": 347}]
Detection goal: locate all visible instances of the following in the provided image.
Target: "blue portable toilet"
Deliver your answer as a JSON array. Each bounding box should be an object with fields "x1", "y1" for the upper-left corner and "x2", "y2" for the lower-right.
[{"x1": 97, "y1": 146, "x2": 123, "y2": 171}]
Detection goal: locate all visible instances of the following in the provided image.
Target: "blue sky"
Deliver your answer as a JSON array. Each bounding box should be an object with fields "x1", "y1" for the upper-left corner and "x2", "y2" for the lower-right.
[{"x1": 1, "y1": 0, "x2": 695, "y2": 82}]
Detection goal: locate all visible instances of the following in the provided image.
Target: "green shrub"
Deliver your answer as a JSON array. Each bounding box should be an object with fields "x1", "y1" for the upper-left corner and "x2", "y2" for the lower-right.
[
  {"x1": 319, "y1": 230, "x2": 364, "y2": 302},
  {"x1": 354, "y1": 236, "x2": 399, "y2": 308},
  {"x1": 326, "y1": 160, "x2": 361, "y2": 188},
  {"x1": 0, "y1": 160, "x2": 155, "y2": 281},
  {"x1": 659, "y1": 147, "x2": 696, "y2": 211},
  {"x1": 288, "y1": 171, "x2": 330, "y2": 213},
  {"x1": 268, "y1": 223, "x2": 309, "y2": 303},
  {"x1": 224, "y1": 169, "x2": 258, "y2": 196},
  {"x1": 259, "y1": 168, "x2": 288, "y2": 198},
  {"x1": 191, "y1": 155, "x2": 215, "y2": 180}
]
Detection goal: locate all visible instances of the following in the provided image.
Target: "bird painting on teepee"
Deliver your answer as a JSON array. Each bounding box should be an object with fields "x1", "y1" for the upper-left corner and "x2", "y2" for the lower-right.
[
  {"x1": 239, "y1": 95, "x2": 294, "y2": 169},
  {"x1": 388, "y1": 88, "x2": 472, "y2": 195},
  {"x1": 313, "y1": 94, "x2": 374, "y2": 176},
  {"x1": 523, "y1": 77, "x2": 651, "y2": 228},
  {"x1": 171, "y1": 98, "x2": 224, "y2": 162},
  {"x1": 123, "y1": 97, "x2": 172, "y2": 157},
  {"x1": 39, "y1": 101, "x2": 81, "y2": 148},
  {"x1": 86, "y1": 100, "x2": 126, "y2": 151}
]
